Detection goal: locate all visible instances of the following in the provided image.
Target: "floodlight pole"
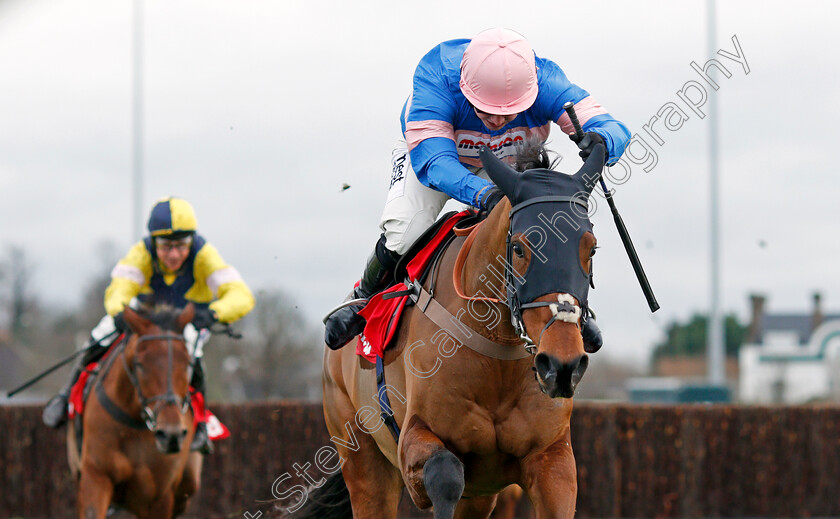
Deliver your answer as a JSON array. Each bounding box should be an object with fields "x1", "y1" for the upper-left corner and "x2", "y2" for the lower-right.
[
  {"x1": 707, "y1": 0, "x2": 725, "y2": 386},
  {"x1": 132, "y1": 0, "x2": 144, "y2": 240}
]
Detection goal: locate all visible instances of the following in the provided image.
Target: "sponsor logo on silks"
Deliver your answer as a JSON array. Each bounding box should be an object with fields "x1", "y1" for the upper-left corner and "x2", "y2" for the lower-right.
[
  {"x1": 360, "y1": 333, "x2": 373, "y2": 356},
  {"x1": 456, "y1": 130, "x2": 528, "y2": 159},
  {"x1": 390, "y1": 153, "x2": 406, "y2": 188}
]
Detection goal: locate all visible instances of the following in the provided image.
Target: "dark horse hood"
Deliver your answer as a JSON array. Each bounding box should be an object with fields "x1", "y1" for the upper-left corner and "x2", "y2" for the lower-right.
[{"x1": 479, "y1": 144, "x2": 605, "y2": 308}]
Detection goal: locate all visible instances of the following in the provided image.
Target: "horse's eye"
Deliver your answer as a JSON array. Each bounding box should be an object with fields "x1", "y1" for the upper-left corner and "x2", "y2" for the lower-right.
[
  {"x1": 512, "y1": 242, "x2": 525, "y2": 258},
  {"x1": 590, "y1": 247, "x2": 597, "y2": 257},
  {"x1": 134, "y1": 362, "x2": 144, "y2": 372}
]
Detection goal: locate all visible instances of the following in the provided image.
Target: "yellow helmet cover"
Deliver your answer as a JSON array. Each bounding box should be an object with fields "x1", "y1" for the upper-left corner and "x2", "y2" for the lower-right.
[{"x1": 147, "y1": 197, "x2": 198, "y2": 238}]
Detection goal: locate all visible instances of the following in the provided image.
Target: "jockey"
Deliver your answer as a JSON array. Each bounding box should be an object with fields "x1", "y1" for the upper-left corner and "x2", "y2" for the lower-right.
[
  {"x1": 42, "y1": 197, "x2": 255, "y2": 454},
  {"x1": 325, "y1": 28, "x2": 631, "y2": 352}
]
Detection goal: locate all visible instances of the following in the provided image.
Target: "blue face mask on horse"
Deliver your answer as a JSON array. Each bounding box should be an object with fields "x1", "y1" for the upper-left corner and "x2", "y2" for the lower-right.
[{"x1": 479, "y1": 143, "x2": 604, "y2": 347}]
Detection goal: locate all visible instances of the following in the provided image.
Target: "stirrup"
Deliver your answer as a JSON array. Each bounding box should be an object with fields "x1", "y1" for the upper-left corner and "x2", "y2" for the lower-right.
[
  {"x1": 190, "y1": 423, "x2": 214, "y2": 454},
  {"x1": 42, "y1": 393, "x2": 69, "y2": 429},
  {"x1": 322, "y1": 298, "x2": 369, "y2": 323}
]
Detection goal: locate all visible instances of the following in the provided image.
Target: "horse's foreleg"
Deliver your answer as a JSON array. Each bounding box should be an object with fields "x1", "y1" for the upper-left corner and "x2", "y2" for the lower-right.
[
  {"x1": 77, "y1": 467, "x2": 113, "y2": 519},
  {"x1": 490, "y1": 484, "x2": 528, "y2": 519},
  {"x1": 143, "y1": 492, "x2": 174, "y2": 519},
  {"x1": 454, "y1": 494, "x2": 498, "y2": 519},
  {"x1": 520, "y1": 433, "x2": 577, "y2": 519},
  {"x1": 323, "y1": 381, "x2": 402, "y2": 518},
  {"x1": 173, "y1": 452, "x2": 203, "y2": 517},
  {"x1": 340, "y1": 438, "x2": 403, "y2": 519},
  {"x1": 400, "y1": 416, "x2": 464, "y2": 519}
]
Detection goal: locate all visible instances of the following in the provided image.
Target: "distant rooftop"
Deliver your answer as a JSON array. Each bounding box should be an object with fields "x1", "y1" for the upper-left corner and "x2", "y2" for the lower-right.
[
  {"x1": 760, "y1": 313, "x2": 840, "y2": 344},
  {"x1": 748, "y1": 293, "x2": 839, "y2": 345}
]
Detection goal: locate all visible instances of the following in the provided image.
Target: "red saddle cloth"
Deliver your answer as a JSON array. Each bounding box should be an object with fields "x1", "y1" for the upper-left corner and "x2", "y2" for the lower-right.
[
  {"x1": 68, "y1": 363, "x2": 98, "y2": 420},
  {"x1": 356, "y1": 211, "x2": 472, "y2": 363},
  {"x1": 190, "y1": 389, "x2": 230, "y2": 441},
  {"x1": 67, "y1": 357, "x2": 229, "y2": 441}
]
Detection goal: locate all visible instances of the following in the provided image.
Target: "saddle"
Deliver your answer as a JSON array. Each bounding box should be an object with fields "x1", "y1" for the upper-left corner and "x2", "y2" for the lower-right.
[{"x1": 356, "y1": 210, "x2": 480, "y2": 362}]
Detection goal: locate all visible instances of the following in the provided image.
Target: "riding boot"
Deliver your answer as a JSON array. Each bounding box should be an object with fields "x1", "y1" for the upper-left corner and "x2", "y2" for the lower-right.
[
  {"x1": 42, "y1": 342, "x2": 109, "y2": 428},
  {"x1": 324, "y1": 234, "x2": 401, "y2": 350},
  {"x1": 582, "y1": 316, "x2": 603, "y2": 354},
  {"x1": 189, "y1": 357, "x2": 214, "y2": 455}
]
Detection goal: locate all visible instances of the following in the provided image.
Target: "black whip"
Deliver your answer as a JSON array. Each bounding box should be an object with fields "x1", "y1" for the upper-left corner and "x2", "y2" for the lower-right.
[{"x1": 564, "y1": 101, "x2": 659, "y2": 312}]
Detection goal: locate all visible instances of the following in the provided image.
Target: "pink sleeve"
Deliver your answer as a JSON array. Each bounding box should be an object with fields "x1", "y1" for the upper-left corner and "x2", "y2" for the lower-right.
[
  {"x1": 556, "y1": 96, "x2": 609, "y2": 135},
  {"x1": 405, "y1": 120, "x2": 455, "y2": 151}
]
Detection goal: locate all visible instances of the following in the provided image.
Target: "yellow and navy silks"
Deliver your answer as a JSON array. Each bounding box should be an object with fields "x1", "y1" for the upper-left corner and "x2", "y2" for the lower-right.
[{"x1": 104, "y1": 234, "x2": 254, "y2": 323}]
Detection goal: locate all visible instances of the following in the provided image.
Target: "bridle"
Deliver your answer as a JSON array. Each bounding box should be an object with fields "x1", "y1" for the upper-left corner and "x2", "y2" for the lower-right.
[{"x1": 120, "y1": 333, "x2": 192, "y2": 430}]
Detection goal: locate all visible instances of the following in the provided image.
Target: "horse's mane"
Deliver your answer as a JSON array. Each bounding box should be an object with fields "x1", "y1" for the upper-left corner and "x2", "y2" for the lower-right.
[
  {"x1": 513, "y1": 137, "x2": 561, "y2": 172},
  {"x1": 133, "y1": 303, "x2": 184, "y2": 332}
]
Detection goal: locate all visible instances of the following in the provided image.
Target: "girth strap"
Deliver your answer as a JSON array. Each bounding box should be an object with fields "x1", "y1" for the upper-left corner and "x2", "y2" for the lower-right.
[
  {"x1": 413, "y1": 285, "x2": 531, "y2": 360},
  {"x1": 375, "y1": 356, "x2": 400, "y2": 441}
]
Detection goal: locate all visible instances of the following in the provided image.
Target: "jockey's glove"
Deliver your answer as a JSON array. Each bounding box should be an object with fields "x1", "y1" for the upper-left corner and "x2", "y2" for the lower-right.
[
  {"x1": 192, "y1": 307, "x2": 218, "y2": 330},
  {"x1": 480, "y1": 187, "x2": 505, "y2": 214},
  {"x1": 571, "y1": 131, "x2": 606, "y2": 160}
]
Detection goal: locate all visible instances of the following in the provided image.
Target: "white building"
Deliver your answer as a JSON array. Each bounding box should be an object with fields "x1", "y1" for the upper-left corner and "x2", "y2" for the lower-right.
[{"x1": 739, "y1": 293, "x2": 840, "y2": 403}]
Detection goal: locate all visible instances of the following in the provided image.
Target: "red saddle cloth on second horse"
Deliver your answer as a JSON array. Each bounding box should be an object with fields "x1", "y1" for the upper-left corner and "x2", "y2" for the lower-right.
[
  {"x1": 356, "y1": 210, "x2": 472, "y2": 363},
  {"x1": 67, "y1": 345, "x2": 230, "y2": 441}
]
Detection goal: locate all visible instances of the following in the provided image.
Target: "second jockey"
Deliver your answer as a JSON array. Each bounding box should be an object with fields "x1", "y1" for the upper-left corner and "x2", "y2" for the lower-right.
[
  {"x1": 325, "y1": 28, "x2": 631, "y2": 352},
  {"x1": 42, "y1": 197, "x2": 255, "y2": 454}
]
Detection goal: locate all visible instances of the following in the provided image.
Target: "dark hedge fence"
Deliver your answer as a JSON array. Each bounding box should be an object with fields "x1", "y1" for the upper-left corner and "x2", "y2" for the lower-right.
[{"x1": 2, "y1": 402, "x2": 839, "y2": 518}]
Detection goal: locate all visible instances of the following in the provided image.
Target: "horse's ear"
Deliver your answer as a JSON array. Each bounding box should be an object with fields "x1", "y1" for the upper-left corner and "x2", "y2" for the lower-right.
[
  {"x1": 123, "y1": 306, "x2": 151, "y2": 335},
  {"x1": 479, "y1": 146, "x2": 519, "y2": 200},
  {"x1": 177, "y1": 303, "x2": 195, "y2": 332},
  {"x1": 574, "y1": 143, "x2": 606, "y2": 194}
]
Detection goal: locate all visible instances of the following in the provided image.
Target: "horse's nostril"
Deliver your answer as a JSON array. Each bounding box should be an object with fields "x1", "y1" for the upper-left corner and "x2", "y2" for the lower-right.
[
  {"x1": 534, "y1": 353, "x2": 554, "y2": 379},
  {"x1": 154, "y1": 430, "x2": 167, "y2": 441},
  {"x1": 179, "y1": 429, "x2": 188, "y2": 439},
  {"x1": 578, "y1": 355, "x2": 589, "y2": 375}
]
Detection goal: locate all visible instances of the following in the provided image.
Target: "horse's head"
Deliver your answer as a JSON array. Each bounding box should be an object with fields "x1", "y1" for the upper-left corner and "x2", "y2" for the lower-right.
[
  {"x1": 123, "y1": 304, "x2": 195, "y2": 454},
  {"x1": 480, "y1": 143, "x2": 604, "y2": 398}
]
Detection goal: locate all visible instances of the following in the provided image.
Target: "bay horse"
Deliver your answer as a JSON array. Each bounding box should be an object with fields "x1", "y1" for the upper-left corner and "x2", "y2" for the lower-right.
[
  {"x1": 67, "y1": 304, "x2": 202, "y2": 518},
  {"x1": 280, "y1": 142, "x2": 605, "y2": 519}
]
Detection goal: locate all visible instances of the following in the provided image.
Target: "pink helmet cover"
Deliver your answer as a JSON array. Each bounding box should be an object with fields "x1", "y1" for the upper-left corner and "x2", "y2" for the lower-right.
[{"x1": 460, "y1": 28, "x2": 539, "y2": 116}]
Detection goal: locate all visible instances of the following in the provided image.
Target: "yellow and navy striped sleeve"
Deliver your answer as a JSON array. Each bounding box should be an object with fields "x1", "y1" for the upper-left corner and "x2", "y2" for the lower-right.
[
  {"x1": 193, "y1": 243, "x2": 255, "y2": 323},
  {"x1": 104, "y1": 241, "x2": 153, "y2": 316}
]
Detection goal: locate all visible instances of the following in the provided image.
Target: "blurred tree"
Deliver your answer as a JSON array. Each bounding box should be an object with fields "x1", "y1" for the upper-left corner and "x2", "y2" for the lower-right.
[
  {"x1": 79, "y1": 240, "x2": 120, "y2": 329},
  {"x1": 51, "y1": 239, "x2": 119, "y2": 339},
  {"x1": 651, "y1": 313, "x2": 747, "y2": 362},
  {"x1": 0, "y1": 245, "x2": 58, "y2": 393},
  {"x1": 575, "y1": 357, "x2": 645, "y2": 400},
  {"x1": 1, "y1": 242, "x2": 120, "y2": 396},
  {"x1": 203, "y1": 289, "x2": 322, "y2": 402},
  {"x1": 0, "y1": 246, "x2": 38, "y2": 345}
]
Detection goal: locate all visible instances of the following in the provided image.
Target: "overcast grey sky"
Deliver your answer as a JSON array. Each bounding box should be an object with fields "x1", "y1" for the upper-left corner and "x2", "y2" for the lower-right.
[{"x1": 1, "y1": 0, "x2": 838, "y2": 366}]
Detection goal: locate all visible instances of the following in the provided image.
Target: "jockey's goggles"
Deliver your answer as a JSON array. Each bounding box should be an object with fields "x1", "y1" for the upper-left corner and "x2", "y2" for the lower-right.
[{"x1": 155, "y1": 235, "x2": 192, "y2": 252}]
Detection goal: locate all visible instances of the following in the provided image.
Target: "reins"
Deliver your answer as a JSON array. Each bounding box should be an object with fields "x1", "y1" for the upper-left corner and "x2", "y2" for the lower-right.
[{"x1": 452, "y1": 220, "x2": 503, "y2": 304}]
